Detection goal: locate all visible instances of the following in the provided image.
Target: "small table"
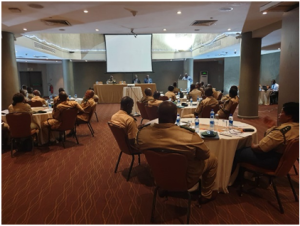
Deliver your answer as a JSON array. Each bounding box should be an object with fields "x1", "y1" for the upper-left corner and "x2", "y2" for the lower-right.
[
  {"x1": 258, "y1": 90, "x2": 272, "y2": 105},
  {"x1": 122, "y1": 87, "x2": 143, "y2": 115}
]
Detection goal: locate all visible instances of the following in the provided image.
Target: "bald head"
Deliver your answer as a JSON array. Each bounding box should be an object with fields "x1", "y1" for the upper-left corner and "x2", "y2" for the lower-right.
[
  {"x1": 158, "y1": 101, "x2": 177, "y2": 124},
  {"x1": 33, "y1": 90, "x2": 41, "y2": 96},
  {"x1": 84, "y1": 90, "x2": 94, "y2": 99},
  {"x1": 121, "y1": 96, "x2": 134, "y2": 114},
  {"x1": 205, "y1": 87, "x2": 213, "y2": 97}
]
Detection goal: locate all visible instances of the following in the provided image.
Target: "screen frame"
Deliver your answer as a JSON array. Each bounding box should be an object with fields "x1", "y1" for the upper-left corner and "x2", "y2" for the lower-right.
[{"x1": 104, "y1": 34, "x2": 153, "y2": 73}]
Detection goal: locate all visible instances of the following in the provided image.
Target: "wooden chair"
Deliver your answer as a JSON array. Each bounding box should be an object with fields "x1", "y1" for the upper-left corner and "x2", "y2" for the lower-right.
[
  {"x1": 136, "y1": 101, "x2": 149, "y2": 124},
  {"x1": 201, "y1": 105, "x2": 220, "y2": 118},
  {"x1": 29, "y1": 100, "x2": 44, "y2": 107},
  {"x1": 144, "y1": 105, "x2": 159, "y2": 120},
  {"x1": 238, "y1": 138, "x2": 299, "y2": 213},
  {"x1": 159, "y1": 96, "x2": 169, "y2": 101},
  {"x1": 6, "y1": 112, "x2": 39, "y2": 157},
  {"x1": 76, "y1": 104, "x2": 97, "y2": 137},
  {"x1": 47, "y1": 107, "x2": 79, "y2": 148},
  {"x1": 107, "y1": 122, "x2": 141, "y2": 181},
  {"x1": 144, "y1": 149, "x2": 200, "y2": 224}
]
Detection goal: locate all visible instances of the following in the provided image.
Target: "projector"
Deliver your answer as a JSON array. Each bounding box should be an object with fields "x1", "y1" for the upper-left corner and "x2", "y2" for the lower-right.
[{"x1": 127, "y1": 84, "x2": 135, "y2": 87}]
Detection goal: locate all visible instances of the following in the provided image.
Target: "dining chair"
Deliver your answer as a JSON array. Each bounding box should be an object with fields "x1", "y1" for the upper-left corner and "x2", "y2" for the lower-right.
[
  {"x1": 29, "y1": 100, "x2": 44, "y2": 107},
  {"x1": 238, "y1": 138, "x2": 299, "y2": 214},
  {"x1": 201, "y1": 105, "x2": 220, "y2": 118},
  {"x1": 136, "y1": 101, "x2": 149, "y2": 124},
  {"x1": 107, "y1": 121, "x2": 141, "y2": 181},
  {"x1": 76, "y1": 104, "x2": 97, "y2": 137},
  {"x1": 93, "y1": 96, "x2": 99, "y2": 122},
  {"x1": 159, "y1": 96, "x2": 169, "y2": 101},
  {"x1": 144, "y1": 105, "x2": 159, "y2": 120},
  {"x1": 6, "y1": 112, "x2": 39, "y2": 157},
  {"x1": 144, "y1": 149, "x2": 200, "y2": 224}
]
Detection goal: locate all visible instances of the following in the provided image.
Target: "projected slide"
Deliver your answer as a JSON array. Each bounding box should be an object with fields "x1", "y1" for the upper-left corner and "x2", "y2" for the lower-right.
[{"x1": 105, "y1": 34, "x2": 153, "y2": 73}]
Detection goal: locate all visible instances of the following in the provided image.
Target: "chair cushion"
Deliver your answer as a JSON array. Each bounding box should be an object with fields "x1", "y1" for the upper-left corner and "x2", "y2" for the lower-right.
[{"x1": 240, "y1": 163, "x2": 276, "y2": 176}]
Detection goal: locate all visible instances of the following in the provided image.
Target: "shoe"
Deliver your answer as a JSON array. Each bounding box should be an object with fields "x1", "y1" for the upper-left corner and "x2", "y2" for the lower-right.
[
  {"x1": 198, "y1": 191, "x2": 218, "y2": 205},
  {"x1": 66, "y1": 131, "x2": 75, "y2": 137}
]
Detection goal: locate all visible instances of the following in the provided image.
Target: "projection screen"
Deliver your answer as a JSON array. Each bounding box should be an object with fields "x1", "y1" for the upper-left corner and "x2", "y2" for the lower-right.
[{"x1": 105, "y1": 34, "x2": 153, "y2": 73}]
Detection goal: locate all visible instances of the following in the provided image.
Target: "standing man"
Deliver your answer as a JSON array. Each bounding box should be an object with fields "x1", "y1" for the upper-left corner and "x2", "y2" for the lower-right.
[
  {"x1": 182, "y1": 73, "x2": 193, "y2": 91},
  {"x1": 132, "y1": 75, "x2": 141, "y2": 84},
  {"x1": 137, "y1": 101, "x2": 218, "y2": 204},
  {"x1": 270, "y1": 79, "x2": 279, "y2": 104},
  {"x1": 144, "y1": 75, "x2": 152, "y2": 84}
]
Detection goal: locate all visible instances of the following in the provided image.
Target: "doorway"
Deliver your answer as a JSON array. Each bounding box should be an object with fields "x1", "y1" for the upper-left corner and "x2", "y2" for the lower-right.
[{"x1": 19, "y1": 71, "x2": 43, "y2": 96}]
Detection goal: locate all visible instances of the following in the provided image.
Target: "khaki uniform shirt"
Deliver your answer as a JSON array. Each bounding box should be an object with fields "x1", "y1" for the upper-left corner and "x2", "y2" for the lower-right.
[
  {"x1": 195, "y1": 97, "x2": 218, "y2": 117},
  {"x1": 165, "y1": 91, "x2": 176, "y2": 101},
  {"x1": 8, "y1": 102, "x2": 32, "y2": 114},
  {"x1": 173, "y1": 87, "x2": 180, "y2": 94},
  {"x1": 53, "y1": 96, "x2": 70, "y2": 109},
  {"x1": 217, "y1": 96, "x2": 239, "y2": 119},
  {"x1": 212, "y1": 88, "x2": 218, "y2": 99},
  {"x1": 137, "y1": 123, "x2": 210, "y2": 187},
  {"x1": 187, "y1": 89, "x2": 202, "y2": 101},
  {"x1": 140, "y1": 96, "x2": 154, "y2": 104},
  {"x1": 111, "y1": 110, "x2": 138, "y2": 140},
  {"x1": 148, "y1": 99, "x2": 163, "y2": 107},
  {"x1": 77, "y1": 98, "x2": 96, "y2": 122},
  {"x1": 259, "y1": 122, "x2": 299, "y2": 154},
  {"x1": 31, "y1": 96, "x2": 47, "y2": 106}
]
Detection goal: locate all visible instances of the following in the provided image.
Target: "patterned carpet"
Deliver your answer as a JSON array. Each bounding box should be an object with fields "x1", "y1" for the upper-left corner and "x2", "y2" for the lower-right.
[{"x1": 2, "y1": 104, "x2": 299, "y2": 224}]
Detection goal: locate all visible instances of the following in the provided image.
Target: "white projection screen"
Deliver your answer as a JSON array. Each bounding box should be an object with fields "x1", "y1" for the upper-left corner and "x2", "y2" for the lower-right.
[{"x1": 105, "y1": 34, "x2": 153, "y2": 73}]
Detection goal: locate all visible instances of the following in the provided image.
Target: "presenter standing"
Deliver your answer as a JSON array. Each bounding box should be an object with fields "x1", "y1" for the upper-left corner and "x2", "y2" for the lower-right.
[
  {"x1": 144, "y1": 75, "x2": 152, "y2": 83},
  {"x1": 182, "y1": 73, "x2": 193, "y2": 91}
]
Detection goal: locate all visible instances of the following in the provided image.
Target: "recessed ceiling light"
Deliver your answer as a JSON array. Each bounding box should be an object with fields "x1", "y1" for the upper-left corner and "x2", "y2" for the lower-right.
[
  {"x1": 163, "y1": 29, "x2": 166, "y2": 31},
  {"x1": 28, "y1": 4, "x2": 44, "y2": 9},
  {"x1": 177, "y1": 11, "x2": 181, "y2": 14},
  {"x1": 228, "y1": 28, "x2": 231, "y2": 31},
  {"x1": 262, "y1": 11, "x2": 267, "y2": 15},
  {"x1": 56, "y1": 61, "x2": 58, "y2": 62},
  {"x1": 84, "y1": 10, "x2": 88, "y2": 13},
  {"x1": 95, "y1": 29, "x2": 99, "y2": 31},
  {"x1": 219, "y1": 7, "x2": 233, "y2": 12},
  {"x1": 23, "y1": 28, "x2": 27, "y2": 31}
]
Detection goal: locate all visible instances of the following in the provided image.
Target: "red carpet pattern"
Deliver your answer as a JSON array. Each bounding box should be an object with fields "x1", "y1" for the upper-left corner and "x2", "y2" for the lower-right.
[{"x1": 2, "y1": 104, "x2": 299, "y2": 224}]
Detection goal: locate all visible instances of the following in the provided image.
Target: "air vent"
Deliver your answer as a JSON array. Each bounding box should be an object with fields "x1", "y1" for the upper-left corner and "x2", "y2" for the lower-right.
[
  {"x1": 41, "y1": 19, "x2": 71, "y2": 26},
  {"x1": 8, "y1": 7, "x2": 21, "y2": 13},
  {"x1": 34, "y1": 42, "x2": 56, "y2": 53},
  {"x1": 191, "y1": 20, "x2": 218, "y2": 26}
]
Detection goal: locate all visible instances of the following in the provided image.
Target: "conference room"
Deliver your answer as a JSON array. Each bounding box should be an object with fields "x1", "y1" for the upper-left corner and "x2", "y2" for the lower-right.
[{"x1": 2, "y1": 1, "x2": 299, "y2": 224}]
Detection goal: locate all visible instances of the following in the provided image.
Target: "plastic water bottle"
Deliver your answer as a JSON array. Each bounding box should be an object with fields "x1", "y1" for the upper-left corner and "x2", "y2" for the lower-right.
[
  {"x1": 96, "y1": 81, "x2": 98, "y2": 84},
  {"x1": 197, "y1": 96, "x2": 200, "y2": 103},
  {"x1": 48, "y1": 99, "x2": 51, "y2": 109},
  {"x1": 190, "y1": 98, "x2": 193, "y2": 106},
  {"x1": 229, "y1": 114, "x2": 233, "y2": 129},
  {"x1": 210, "y1": 109, "x2": 215, "y2": 131},
  {"x1": 169, "y1": 98, "x2": 172, "y2": 102},
  {"x1": 69, "y1": 94, "x2": 71, "y2": 99},
  {"x1": 195, "y1": 116, "x2": 199, "y2": 133},
  {"x1": 177, "y1": 98, "x2": 180, "y2": 106},
  {"x1": 176, "y1": 113, "x2": 180, "y2": 125},
  {"x1": 74, "y1": 94, "x2": 77, "y2": 99}
]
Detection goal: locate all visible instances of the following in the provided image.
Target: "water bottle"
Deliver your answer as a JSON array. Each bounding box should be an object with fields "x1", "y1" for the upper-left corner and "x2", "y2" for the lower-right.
[
  {"x1": 169, "y1": 98, "x2": 172, "y2": 102},
  {"x1": 229, "y1": 114, "x2": 233, "y2": 129},
  {"x1": 69, "y1": 94, "x2": 71, "y2": 99},
  {"x1": 176, "y1": 113, "x2": 180, "y2": 125},
  {"x1": 190, "y1": 98, "x2": 193, "y2": 106},
  {"x1": 74, "y1": 94, "x2": 77, "y2": 99},
  {"x1": 177, "y1": 98, "x2": 180, "y2": 106},
  {"x1": 96, "y1": 81, "x2": 98, "y2": 84},
  {"x1": 210, "y1": 109, "x2": 215, "y2": 131},
  {"x1": 197, "y1": 96, "x2": 200, "y2": 103},
  {"x1": 195, "y1": 116, "x2": 199, "y2": 133},
  {"x1": 48, "y1": 99, "x2": 51, "y2": 109}
]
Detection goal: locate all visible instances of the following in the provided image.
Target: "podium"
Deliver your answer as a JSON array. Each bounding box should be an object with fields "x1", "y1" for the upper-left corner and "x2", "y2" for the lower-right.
[{"x1": 178, "y1": 80, "x2": 188, "y2": 91}]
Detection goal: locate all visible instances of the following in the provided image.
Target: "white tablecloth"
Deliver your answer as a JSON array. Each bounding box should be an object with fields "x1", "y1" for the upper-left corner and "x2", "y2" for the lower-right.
[
  {"x1": 146, "y1": 118, "x2": 258, "y2": 193},
  {"x1": 258, "y1": 90, "x2": 271, "y2": 105},
  {"x1": 177, "y1": 101, "x2": 199, "y2": 117},
  {"x1": 122, "y1": 87, "x2": 143, "y2": 115}
]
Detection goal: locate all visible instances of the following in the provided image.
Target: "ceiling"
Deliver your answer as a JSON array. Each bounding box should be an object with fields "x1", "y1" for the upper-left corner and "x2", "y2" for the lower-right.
[{"x1": 2, "y1": 1, "x2": 294, "y2": 63}]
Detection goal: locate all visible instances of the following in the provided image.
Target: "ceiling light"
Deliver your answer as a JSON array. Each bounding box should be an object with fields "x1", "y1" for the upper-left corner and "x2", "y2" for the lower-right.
[
  {"x1": 23, "y1": 28, "x2": 27, "y2": 31},
  {"x1": 228, "y1": 28, "x2": 231, "y2": 31},
  {"x1": 56, "y1": 61, "x2": 58, "y2": 62},
  {"x1": 262, "y1": 11, "x2": 267, "y2": 15},
  {"x1": 219, "y1": 7, "x2": 233, "y2": 12},
  {"x1": 163, "y1": 29, "x2": 166, "y2": 31},
  {"x1": 177, "y1": 11, "x2": 181, "y2": 14},
  {"x1": 84, "y1": 10, "x2": 88, "y2": 13},
  {"x1": 28, "y1": 4, "x2": 44, "y2": 9},
  {"x1": 95, "y1": 29, "x2": 99, "y2": 31}
]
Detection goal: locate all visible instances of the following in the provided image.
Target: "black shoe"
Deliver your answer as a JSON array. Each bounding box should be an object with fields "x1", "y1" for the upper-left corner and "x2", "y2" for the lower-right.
[
  {"x1": 66, "y1": 131, "x2": 75, "y2": 137},
  {"x1": 198, "y1": 191, "x2": 218, "y2": 205}
]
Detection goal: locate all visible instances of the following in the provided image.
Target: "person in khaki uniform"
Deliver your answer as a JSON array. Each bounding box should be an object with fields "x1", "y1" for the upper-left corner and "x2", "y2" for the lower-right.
[
  {"x1": 217, "y1": 87, "x2": 239, "y2": 119},
  {"x1": 137, "y1": 101, "x2": 218, "y2": 204},
  {"x1": 187, "y1": 84, "x2": 202, "y2": 101},
  {"x1": 77, "y1": 90, "x2": 96, "y2": 122},
  {"x1": 43, "y1": 92, "x2": 84, "y2": 129},
  {"x1": 173, "y1": 82, "x2": 180, "y2": 94},
  {"x1": 194, "y1": 87, "x2": 218, "y2": 117},
  {"x1": 140, "y1": 88, "x2": 154, "y2": 104},
  {"x1": 111, "y1": 96, "x2": 138, "y2": 147},
  {"x1": 88, "y1": 87, "x2": 99, "y2": 103},
  {"x1": 8, "y1": 93, "x2": 39, "y2": 130},
  {"x1": 32, "y1": 90, "x2": 47, "y2": 106},
  {"x1": 148, "y1": 91, "x2": 163, "y2": 107},
  {"x1": 165, "y1": 86, "x2": 176, "y2": 102},
  {"x1": 53, "y1": 88, "x2": 69, "y2": 108},
  {"x1": 207, "y1": 84, "x2": 218, "y2": 99},
  {"x1": 233, "y1": 102, "x2": 299, "y2": 171}
]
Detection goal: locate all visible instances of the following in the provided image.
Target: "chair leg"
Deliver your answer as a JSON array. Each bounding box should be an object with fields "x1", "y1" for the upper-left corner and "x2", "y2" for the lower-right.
[
  {"x1": 10, "y1": 138, "x2": 14, "y2": 158},
  {"x1": 73, "y1": 127, "x2": 79, "y2": 145},
  {"x1": 187, "y1": 192, "x2": 192, "y2": 224},
  {"x1": 271, "y1": 178, "x2": 284, "y2": 214},
  {"x1": 293, "y1": 164, "x2": 298, "y2": 175},
  {"x1": 115, "y1": 152, "x2": 123, "y2": 173},
  {"x1": 138, "y1": 154, "x2": 141, "y2": 165},
  {"x1": 238, "y1": 167, "x2": 246, "y2": 196},
  {"x1": 287, "y1": 173, "x2": 298, "y2": 202},
  {"x1": 95, "y1": 112, "x2": 98, "y2": 122},
  {"x1": 87, "y1": 123, "x2": 94, "y2": 137},
  {"x1": 151, "y1": 186, "x2": 158, "y2": 223},
  {"x1": 127, "y1": 155, "x2": 135, "y2": 181}
]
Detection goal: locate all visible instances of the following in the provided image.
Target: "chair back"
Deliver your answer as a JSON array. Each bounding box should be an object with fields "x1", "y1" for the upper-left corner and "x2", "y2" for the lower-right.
[
  {"x1": 201, "y1": 105, "x2": 220, "y2": 118},
  {"x1": 136, "y1": 101, "x2": 149, "y2": 120},
  {"x1": 217, "y1": 92, "x2": 223, "y2": 100},
  {"x1": 87, "y1": 104, "x2": 97, "y2": 122},
  {"x1": 144, "y1": 150, "x2": 189, "y2": 191},
  {"x1": 107, "y1": 121, "x2": 132, "y2": 155},
  {"x1": 6, "y1": 112, "x2": 32, "y2": 138},
  {"x1": 56, "y1": 107, "x2": 78, "y2": 131},
  {"x1": 145, "y1": 105, "x2": 159, "y2": 120},
  {"x1": 275, "y1": 138, "x2": 299, "y2": 177},
  {"x1": 159, "y1": 96, "x2": 169, "y2": 101},
  {"x1": 230, "y1": 102, "x2": 238, "y2": 115},
  {"x1": 29, "y1": 100, "x2": 43, "y2": 107}
]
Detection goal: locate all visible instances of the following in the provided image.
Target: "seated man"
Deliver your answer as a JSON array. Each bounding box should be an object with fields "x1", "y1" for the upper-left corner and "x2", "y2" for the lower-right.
[
  {"x1": 194, "y1": 87, "x2": 218, "y2": 117},
  {"x1": 144, "y1": 75, "x2": 152, "y2": 84},
  {"x1": 140, "y1": 88, "x2": 154, "y2": 104},
  {"x1": 53, "y1": 88, "x2": 68, "y2": 108},
  {"x1": 148, "y1": 91, "x2": 163, "y2": 107},
  {"x1": 27, "y1": 87, "x2": 34, "y2": 99},
  {"x1": 111, "y1": 96, "x2": 138, "y2": 147},
  {"x1": 132, "y1": 75, "x2": 141, "y2": 84},
  {"x1": 207, "y1": 84, "x2": 218, "y2": 99},
  {"x1": 89, "y1": 87, "x2": 99, "y2": 103},
  {"x1": 187, "y1": 84, "x2": 202, "y2": 101},
  {"x1": 106, "y1": 75, "x2": 116, "y2": 84},
  {"x1": 43, "y1": 91, "x2": 84, "y2": 129},
  {"x1": 137, "y1": 101, "x2": 218, "y2": 204},
  {"x1": 217, "y1": 86, "x2": 239, "y2": 119},
  {"x1": 173, "y1": 81, "x2": 180, "y2": 94},
  {"x1": 165, "y1": 86, "x2": 176, "y2": 102},
  {"x1": 31, "y1": 90, "x2": 47, "y2": 106},
  {"x1": 77, "y1": 90, "x2": 96, "y2": 122},
  {"x1": 233, "y1": 102, "x2": 299, "y2": 172}
]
